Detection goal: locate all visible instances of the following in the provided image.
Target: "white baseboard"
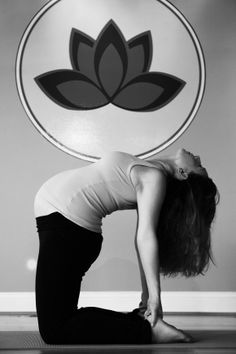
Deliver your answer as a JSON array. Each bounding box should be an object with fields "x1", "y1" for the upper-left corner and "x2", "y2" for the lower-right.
[{"x1": 0, "y1": 291, "x2": 236, "y2": 313}]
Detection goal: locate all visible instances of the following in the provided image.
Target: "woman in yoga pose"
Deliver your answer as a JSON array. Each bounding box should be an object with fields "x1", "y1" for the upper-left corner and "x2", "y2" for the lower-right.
[{"x1": 34, "y1": 149, "x2": 219, "y2": 344}]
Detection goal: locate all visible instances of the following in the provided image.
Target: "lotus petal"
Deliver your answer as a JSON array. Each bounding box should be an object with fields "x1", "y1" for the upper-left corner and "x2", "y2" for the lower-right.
[
  {"x1": 69, "y1": 28, "x2": 99, "y2": 85},
  {"x1": 69, "y1": 28, "x2": 95, "y2": 70},
  {"x1": 113, "y1": 72, "x2": 186, "y2": 112},
  {"x1": 123, "y1": 31, "x2": 152, "y2": 85},
  {"x1": 35, "y1": 69, "x2": 109, "y2": 110},
  {"x1": 94, "y1": 20, "x2": 128, "y2": 97}
]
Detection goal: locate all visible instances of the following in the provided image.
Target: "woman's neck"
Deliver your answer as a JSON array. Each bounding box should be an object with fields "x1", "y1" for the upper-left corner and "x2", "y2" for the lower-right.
[{"x1": 148, "y1": 156, "x2": 177, "y2": 177}]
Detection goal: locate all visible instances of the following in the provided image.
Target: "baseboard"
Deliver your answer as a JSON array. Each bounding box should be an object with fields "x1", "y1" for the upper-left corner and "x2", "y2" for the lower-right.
[{"x1": 0, "y1": 291, "x2": 236, "y2": 313}]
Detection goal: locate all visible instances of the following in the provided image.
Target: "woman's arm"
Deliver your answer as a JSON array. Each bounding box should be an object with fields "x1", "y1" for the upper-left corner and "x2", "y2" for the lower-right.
[
  {"x1": 134, "y1": 167, "x2": 166, "y2": 326},
  {"x1": 135, "y1": 223, "x2": 163, "y2": 319},
  {"x1": 134, "y1": 220, "x2": 149, "y2": 309}
]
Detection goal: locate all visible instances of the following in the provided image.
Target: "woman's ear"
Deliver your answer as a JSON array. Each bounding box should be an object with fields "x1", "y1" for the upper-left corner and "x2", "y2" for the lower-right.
[{"x1": 178, "y1": 168, "x2": 189, "y2": 180}]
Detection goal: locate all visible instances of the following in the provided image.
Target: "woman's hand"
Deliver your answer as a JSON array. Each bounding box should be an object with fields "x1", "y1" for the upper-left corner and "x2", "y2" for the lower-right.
[
  {"x1": 138, "y1": 300, "x2": 147, "y2": 317},
  {"x1": 144, "y1": 298, "x2": 163, "y2": 326}
]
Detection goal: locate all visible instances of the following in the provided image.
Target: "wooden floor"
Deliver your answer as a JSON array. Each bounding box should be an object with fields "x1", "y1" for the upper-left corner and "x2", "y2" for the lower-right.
[{"x1": 0, "y1": 313, "x2": 236, "y2": 353}]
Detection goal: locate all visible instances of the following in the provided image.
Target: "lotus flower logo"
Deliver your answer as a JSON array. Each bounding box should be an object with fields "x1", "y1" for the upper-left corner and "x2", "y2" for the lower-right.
[{"x1": 35, "y1": 20, "x2": 186, "y2": 112}]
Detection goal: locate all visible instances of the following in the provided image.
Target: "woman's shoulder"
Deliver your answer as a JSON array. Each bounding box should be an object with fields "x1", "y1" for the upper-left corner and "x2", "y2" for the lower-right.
[
  {"x1": 130, "y1": 163, "x2": 166, "y2": 190},
  {"x1": 99, "y1": 151, "x2": 166, "y2": 183}
]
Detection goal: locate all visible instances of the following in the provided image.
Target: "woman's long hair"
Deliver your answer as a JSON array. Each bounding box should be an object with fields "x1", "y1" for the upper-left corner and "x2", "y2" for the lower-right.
[{"x1": 157, "y1": 173, "x2": 219, "y2": 277}]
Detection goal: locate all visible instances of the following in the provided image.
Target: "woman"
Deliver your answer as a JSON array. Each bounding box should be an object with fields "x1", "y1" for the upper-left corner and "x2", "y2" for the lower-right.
[{"x1": 34, "y1": 149, "x2": 219, "y2": 345}]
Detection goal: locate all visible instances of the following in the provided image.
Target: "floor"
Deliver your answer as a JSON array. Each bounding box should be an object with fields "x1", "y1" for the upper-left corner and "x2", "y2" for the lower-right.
[{"x1": 0, "y1": 313, "x2": 236, "y2": 354}]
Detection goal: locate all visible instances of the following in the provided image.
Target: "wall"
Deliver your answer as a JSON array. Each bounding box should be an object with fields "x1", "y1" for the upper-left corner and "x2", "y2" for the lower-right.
[{"x1": 0, "y1": 0, "x2": 235, "y2": 293}]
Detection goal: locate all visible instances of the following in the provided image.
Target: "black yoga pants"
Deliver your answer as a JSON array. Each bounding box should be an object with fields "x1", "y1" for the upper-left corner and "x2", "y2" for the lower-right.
[{"x1": 35, "y1": 212, "x2": 152, "y2": 344}]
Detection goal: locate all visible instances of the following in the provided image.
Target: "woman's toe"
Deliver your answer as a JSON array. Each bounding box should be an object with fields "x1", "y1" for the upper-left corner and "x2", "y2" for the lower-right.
[{"x1": 183, "y1": 333, "x2": 195, "y2": 343}]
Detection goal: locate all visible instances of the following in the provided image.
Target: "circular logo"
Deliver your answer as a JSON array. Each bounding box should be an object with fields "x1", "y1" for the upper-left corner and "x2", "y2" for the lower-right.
[{"x1": 16, "y1": 0, "x2": 205, "y2": 161}]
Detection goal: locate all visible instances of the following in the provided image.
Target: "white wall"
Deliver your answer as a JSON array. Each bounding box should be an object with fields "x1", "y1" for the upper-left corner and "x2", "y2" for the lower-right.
[{"x1": 0, "y1": 0, "x2": 235, "y2": 293}]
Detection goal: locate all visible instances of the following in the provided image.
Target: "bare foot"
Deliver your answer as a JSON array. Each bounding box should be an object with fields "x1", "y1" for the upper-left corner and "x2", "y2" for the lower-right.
[{"x1": 151, "y1": 318, "x2": 194, "y2": 344}]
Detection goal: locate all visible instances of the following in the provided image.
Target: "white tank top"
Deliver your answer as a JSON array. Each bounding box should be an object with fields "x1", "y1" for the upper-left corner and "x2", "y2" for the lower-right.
[{"x1": 34, "y1": 151, "x2": 165, "y2": 233}]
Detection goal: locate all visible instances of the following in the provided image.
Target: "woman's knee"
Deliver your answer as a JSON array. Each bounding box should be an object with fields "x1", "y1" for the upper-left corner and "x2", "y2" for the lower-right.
[
  {"x1": 39, "y1": 327, "x2": 65, "y2": 345},
  {"x1": 38, "y1": 318, "x2": 65, "y2": 344}
]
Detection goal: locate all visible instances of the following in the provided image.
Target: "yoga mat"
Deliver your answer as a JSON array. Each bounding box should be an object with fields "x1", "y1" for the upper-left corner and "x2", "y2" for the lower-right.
[{"x1": 0, "y1": 331, "x2": 236, "y2": 350}]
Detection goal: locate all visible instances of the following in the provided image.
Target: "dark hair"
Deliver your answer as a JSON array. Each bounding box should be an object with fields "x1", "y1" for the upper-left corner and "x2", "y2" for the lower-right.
[{"x1": 157, "y1": 173, "x2": 219, "y2": 277}]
